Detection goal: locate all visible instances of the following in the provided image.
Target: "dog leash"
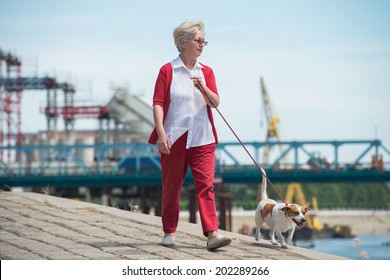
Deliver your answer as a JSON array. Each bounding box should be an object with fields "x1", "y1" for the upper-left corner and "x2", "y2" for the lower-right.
[{"x1": 194, "y1": 77, "x2": 288, "y2": 205}]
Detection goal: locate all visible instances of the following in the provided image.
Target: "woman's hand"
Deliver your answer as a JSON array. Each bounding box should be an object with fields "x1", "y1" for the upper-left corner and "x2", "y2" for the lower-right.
[
  {"x1": 191, "y1": 76, "x2": 204, "y2": 91},
  {"x1": 157, "y1": 134, "x2": 171, "y2": 154},
  {"x1": 191, "y1": 76, "x2": 220, "y2": 107}
]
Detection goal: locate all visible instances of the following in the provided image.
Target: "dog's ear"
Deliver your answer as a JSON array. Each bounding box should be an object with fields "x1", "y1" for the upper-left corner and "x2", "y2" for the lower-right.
[
  {"x1": 303, "y1": 206, "x2": 310, "y2": 214},
  {"x1": 280, "y1": 206, "x2": 291, "y2": 213}
]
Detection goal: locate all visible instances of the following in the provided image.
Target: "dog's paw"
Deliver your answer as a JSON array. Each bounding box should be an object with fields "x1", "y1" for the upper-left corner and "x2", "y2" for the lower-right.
[
  {"x1": 285, "y1": 238, "x2": 292, "y2": 244},
  {"x1": 270, "y1": 239, "x2": 279, "y2": 246},
  {"x1": 255, "y1": 229, "x2": 261, "y2": 241},
  {"x1": 281, "y1": 244, "x2": 288, "y2": 249}
]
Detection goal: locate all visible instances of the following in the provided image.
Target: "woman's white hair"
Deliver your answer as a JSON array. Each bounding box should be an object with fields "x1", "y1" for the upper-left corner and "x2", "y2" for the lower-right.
[{"x1": 173, "y1": 20, "x2": 205, "y2": 53}]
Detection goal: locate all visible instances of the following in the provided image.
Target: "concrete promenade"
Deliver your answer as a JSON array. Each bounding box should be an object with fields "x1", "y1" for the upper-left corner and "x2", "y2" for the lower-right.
[{"x1": 0, "y1": 191, "x2": 346, "y2": 260}]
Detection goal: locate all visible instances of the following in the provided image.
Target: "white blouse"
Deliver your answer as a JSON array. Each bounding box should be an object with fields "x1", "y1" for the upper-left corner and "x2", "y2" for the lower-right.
[{"x1": 163, "y1": 56, "x2": 215, "y2": 149}]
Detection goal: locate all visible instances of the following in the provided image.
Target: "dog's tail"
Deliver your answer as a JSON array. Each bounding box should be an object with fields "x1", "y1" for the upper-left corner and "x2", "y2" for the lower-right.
[{"x1": 260, "y1": 168, "x2": 268, "y2": 200}]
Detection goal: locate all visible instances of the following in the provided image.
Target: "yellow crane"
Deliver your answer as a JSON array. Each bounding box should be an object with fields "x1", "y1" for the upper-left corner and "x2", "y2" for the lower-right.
[
  {"x1": 257, "y1": 78, "x2": 352, "y2": 238},
  {"x1": 259, "y1": 77, "x2": 285, "y2": 167},
  {"x1": 259, "y1": 79, "x2": 321, "y2": 230},
  {"x1": 257, "y1": 77, "x2": 287, "y2": 202}
]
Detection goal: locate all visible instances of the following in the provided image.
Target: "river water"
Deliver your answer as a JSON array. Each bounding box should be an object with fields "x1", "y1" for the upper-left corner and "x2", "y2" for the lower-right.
[{"x1": 295, "y1": 234, "x2": 390, "y2": 260}]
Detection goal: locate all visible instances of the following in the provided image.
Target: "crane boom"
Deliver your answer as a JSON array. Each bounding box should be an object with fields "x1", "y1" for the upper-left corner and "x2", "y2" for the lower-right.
[
  {"x1": 260, "y1": 77, "x2": 273, "y2": 126},
  {"x1": 260, "y1": 77, "x2": 284, "y2": 166}
]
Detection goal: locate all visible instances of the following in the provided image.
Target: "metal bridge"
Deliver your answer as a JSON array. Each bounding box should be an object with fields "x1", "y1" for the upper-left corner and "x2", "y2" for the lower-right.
[{"x1": 1, "y1": 139, "x2": 389, "y2": 189}]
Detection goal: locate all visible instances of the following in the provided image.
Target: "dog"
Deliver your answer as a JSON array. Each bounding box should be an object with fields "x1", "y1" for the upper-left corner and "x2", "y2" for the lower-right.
[{"x1": 255, "y1": 168, "x2": 309, "y2": 248}]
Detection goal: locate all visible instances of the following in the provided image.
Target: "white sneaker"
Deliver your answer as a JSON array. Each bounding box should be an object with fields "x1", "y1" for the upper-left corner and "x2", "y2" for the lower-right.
[
  {"x1": 162, "y1": 235, "x2": 175, "y2": 246},
  {"x1": 207, "y1": 235, "x2": 231, "y2": 250}
]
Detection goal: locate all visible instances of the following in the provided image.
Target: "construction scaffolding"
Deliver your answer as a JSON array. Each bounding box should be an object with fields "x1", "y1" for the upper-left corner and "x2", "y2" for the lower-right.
[
  {"x1": 0, "y1": 49, "x2": 22, "y2": 162},
  {"x1": 0, "y1": 48, "x2": 155, "y2": 163}
]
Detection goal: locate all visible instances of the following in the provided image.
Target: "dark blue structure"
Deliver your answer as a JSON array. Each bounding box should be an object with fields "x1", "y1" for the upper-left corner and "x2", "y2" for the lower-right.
[{"x1": 1, "y1": 139, "x2": 389, "y2": 188}]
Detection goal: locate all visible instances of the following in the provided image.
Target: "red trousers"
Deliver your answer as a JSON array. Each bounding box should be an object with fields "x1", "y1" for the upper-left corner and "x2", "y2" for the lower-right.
[{"x1": 160, "y1": 132, "x2": 218, "y2": 236}]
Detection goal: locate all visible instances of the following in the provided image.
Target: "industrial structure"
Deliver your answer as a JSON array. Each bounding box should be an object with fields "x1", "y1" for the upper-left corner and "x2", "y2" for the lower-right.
[
  {"x1": 0, "y1": 49, "x2": 22, "y2": 161},
  {"x1": 0, "y1": 49, "x2": 153, "y2": 151}
]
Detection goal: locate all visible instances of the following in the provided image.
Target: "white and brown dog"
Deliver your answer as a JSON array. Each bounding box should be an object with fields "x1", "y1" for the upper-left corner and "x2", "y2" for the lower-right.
[{"x1": 255, "y1": 169, "x2": 309, "y2": 248}]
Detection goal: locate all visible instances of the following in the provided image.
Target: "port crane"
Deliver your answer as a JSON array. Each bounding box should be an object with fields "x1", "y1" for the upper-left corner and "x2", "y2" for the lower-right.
[
  {"x1": 257, "y1": 77, "x2": 288, "y2": 202},
  {"x1": 260, "y1": 77, "x2": 286, "y2": 167}
]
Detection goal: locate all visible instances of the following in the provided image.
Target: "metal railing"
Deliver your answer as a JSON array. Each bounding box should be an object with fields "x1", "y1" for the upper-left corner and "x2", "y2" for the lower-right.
[{"x1": 1, "y1": 139, "x2": 389, "y2": 188}]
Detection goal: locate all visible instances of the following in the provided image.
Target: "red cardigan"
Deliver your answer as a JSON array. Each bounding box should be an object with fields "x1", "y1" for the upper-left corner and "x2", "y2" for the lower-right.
[{"x1": 148, "y1": 62, "x2": 219, "y2": 145}]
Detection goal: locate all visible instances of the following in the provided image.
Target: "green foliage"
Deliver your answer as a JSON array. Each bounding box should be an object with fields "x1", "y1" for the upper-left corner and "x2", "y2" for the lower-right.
[
  {"x1": 180, "y1": 199, "x2": 189, "y2": 210},
  {"x1": 177, "y1": 183, "x2": 390, "y2": 211},
  {"x1": 233, "y1": 200, "x2": 258, "y2": 210},
  {"x1": 230, "y1": 182, "x2": 390, "y2": 210}
]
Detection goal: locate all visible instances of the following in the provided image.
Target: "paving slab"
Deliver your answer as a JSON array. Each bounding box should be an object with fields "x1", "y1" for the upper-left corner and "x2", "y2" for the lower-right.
[{"x1": 0, "y1": 191, "x2": 348, "y2": 260}]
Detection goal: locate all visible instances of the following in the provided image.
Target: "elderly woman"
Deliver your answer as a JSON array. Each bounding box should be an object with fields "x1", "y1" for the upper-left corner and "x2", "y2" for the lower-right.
[{"x1": 148, "y1": 20, "x2": 231, "y2": 250}]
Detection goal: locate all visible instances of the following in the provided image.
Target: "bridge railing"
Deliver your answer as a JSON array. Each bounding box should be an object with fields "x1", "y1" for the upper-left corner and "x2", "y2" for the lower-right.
[
  {"x1": 0, "y1": 139, "x2": 389, "y2": 186},
  {"x1": 0, "y1": 142, "x2": 160, "y2": 177},
  {"x1": 216, "y1": 139, "x2": 389, "y2": 171}
]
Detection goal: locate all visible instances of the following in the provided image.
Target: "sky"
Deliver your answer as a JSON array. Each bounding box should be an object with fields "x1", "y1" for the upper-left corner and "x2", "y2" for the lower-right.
[{"x1": 1, "y1": 0, "x2": 390, "y2": 163}]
